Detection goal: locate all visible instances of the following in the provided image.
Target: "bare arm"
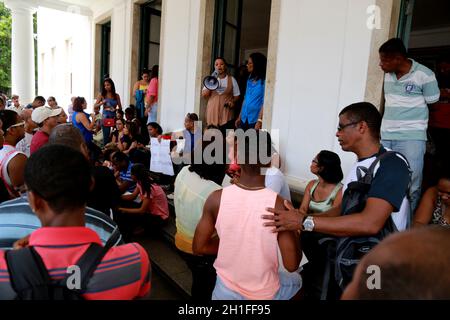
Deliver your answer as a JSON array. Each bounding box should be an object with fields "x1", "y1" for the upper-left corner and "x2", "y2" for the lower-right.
[
  {"x1": 133, "y1": 81, "x2": 140, "y2": 94},
  {"x1": 121, "y1": 187, "x2": 140, "y2": 201},
  {"x1": 94, "y1": 94, "x2": 104, "y2": 108},
  {"x1": 8, "y1": 154, "x2": 27, "y2": 191},
  {"x1": 276, "y1": 196, "x2": 301, "y2": 272},
  {"x1": 299, "y1": 181, "x2": 314, "y2": 214},
  {"x1": 119, "y1": 198, "x2": 149, "y2": 215},
  {"x1": 264, "y1": 196, "x2": 394, "y2": 235},
  {"x1": 331, "y1": 187, "x2": 343, "y2": 208},
  {"x1": 255, "y1": 106, "x2": 264, "y2": 129},
  {"x1": 124, "y1": 141, "x2": 138, "y2": 155},
  {"x1": 117, "y1": 136, "x2": 129, "y2": 152},
  {"x1": 311, "y1": 198, "x2": 394, "y2": 237},
  {"x1": 258, "y1": 106, "x2": 264, "y2": 120},
  {"x1": 192, "y1": 190, "x2": 222, "y2": 255},
  {"x1": 202, "y1": 89, "x2": 211, "y2": 99},
  {"x1": 413, "y1": 187, "x2": 436, "y2": 227},
  {"x1": 116, "y1": 94, "x2": 122, "y2": 110},
  {"x1": 77, "y1": 113, "x2": 96, "y2": 131}
]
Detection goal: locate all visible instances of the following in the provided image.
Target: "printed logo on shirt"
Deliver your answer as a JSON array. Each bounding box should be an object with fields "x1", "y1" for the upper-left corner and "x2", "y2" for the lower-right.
[{"x1": 405, "y1": 82, "x2": 417, "y2": 94}]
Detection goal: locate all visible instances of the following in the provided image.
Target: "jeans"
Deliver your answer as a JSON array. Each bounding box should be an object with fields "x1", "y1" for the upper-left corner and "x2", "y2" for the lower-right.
[
  {"x1": 381, "y1": 139, "x2": 426, "y2": 214},
  {"x1": 212, "y1": 272, "x2": 301, "y2": 300},
  {"x1": 147, "y1": 103, "x2": 158, "y2": 124}
]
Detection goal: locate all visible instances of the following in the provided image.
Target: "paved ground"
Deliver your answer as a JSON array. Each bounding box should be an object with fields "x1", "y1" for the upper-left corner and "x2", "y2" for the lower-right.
[{"x1": 146, "y1": 268, "x2": 186, "y2": 300}]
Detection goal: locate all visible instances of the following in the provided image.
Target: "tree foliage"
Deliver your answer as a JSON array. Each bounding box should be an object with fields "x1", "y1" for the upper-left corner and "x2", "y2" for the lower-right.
[{"x1": 0, "y1": 3, "x2": 11, "y2": 94}]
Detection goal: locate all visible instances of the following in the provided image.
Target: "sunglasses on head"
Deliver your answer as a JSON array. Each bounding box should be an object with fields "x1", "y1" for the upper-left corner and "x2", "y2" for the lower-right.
[{"x1": 6, "y1": 121, "x2": 25, "y2": 131}]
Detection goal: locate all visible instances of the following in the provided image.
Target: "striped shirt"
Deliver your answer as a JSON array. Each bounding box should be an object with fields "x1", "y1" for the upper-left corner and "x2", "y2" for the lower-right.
[
  {"x1": 0, "y1": 227, "x2": 151, "y2": 300},
  {"x1": 382, "y1": 59, "x2": 440, "y2": 141},
  {"x1": 0, "y1": 196, "x2": 123, "y2": 250}
]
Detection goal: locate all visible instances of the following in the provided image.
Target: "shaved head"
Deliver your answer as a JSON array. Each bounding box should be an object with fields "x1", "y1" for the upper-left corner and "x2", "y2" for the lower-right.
[{"x1": 342, "y1": 226, "x2": 450, "y2": 300}]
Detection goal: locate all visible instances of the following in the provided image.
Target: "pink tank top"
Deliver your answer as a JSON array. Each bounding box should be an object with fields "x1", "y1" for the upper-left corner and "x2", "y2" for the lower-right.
[{"x1": 214, "y1": 185, "x2": 280, "y2": 300}]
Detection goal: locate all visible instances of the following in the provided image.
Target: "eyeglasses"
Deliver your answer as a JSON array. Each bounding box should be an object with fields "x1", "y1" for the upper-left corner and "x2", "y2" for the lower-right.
[
  {"x1": 6, "y1": 121, "x2": 25, "y2": 131},
  {"x1": 337, "y1": 121, "x2": 359, "y2": 132}
]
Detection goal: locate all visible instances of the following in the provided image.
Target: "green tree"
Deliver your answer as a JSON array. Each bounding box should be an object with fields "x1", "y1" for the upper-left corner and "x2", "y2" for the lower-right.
[{"x1": 0, "y1": 2, "x2": 11, "y2": 95}]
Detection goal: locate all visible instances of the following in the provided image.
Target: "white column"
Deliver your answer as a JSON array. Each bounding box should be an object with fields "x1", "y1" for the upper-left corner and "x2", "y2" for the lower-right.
[{"x1": 5, "y1": 0, "x2": 37, "y2": 104}]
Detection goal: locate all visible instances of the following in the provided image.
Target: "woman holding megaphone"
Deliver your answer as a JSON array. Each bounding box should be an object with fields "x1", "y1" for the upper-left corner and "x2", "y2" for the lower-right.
[{"x1": 202, "y1": 57, "x2": 240, "y2": 133}]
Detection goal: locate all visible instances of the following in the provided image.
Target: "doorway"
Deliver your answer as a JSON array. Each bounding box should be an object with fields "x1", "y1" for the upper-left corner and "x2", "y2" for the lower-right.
[
  {"x1": 212, "y1": 0, "x2": 271, "y2": 76},
  {"x1": 211, "y1": 0, "x2": 272, "y2": 120},
  {"x1": 139, "y1": 0, "x2": 162, "y2": 74}
]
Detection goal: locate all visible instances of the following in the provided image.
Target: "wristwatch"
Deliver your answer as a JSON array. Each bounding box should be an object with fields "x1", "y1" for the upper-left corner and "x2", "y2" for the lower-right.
[{"x1": 302, "y1": 216, "x2": 315, "y2": 232}]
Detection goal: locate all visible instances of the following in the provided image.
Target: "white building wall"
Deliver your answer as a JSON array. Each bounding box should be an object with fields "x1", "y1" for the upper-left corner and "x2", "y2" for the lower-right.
[
  {"x1": 159, "y1": 0, "x2": 204, "y2": 132},
  {"x1": 91, "y1": 0, "x2": 134, "y2": 108},
  {"x1": 34, "y1": 0, "x2": 386, "y2": 193},
  {"x1": 37, "y1": 7, "x2": 92, "y2": 113},
  {"x1": 271, "y1": 0, "x2": 375, "y2": 189}
]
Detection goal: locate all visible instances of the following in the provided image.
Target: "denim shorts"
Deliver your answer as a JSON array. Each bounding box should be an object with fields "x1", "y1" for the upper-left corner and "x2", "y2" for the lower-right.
[{"x1": 212, "y1": 271, "x2": 302, "y2": 300}]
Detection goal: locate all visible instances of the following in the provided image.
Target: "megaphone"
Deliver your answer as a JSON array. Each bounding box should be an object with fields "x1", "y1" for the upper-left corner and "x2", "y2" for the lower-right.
[{"x1": 203, "y1": 69, "x2": 220, "y2": 91}]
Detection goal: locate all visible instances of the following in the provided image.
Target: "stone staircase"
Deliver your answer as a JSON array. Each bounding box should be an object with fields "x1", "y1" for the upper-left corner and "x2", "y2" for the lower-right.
[{"x1": 131, "y1": 199, "x2": 192, "y2": 299}]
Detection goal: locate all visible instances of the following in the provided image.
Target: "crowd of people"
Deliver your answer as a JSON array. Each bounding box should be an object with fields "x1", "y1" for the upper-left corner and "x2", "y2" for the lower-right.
[{"x1": 0, "y1": 38, "x2": 449, "y2": 301}]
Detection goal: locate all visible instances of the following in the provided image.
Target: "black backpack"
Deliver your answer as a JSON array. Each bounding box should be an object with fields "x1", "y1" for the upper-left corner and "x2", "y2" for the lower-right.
[
  {"x1": 320, "y1": 150, "x2": 411, "y2": 295},
  {"x1": 5, "y1": 227, "x2": 120, "y2": 300}
]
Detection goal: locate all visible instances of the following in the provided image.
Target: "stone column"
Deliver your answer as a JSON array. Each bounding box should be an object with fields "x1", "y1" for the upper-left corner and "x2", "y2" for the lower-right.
[{"x1": 5, "y1": 0, "x2": 37, "y2": 104}]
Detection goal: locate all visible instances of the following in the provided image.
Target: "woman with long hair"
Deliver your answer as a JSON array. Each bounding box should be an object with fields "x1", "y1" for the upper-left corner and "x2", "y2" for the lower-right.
[
  {"x1": 202, "y1": 57, "x2": 240, "y2": 132},
  {"x1": 133, "y1": 69, "x2": 151, "y2": 120},
  {"x1": 145, "y1": 65, "x2": 159, "y2": 124},
  {"x1": 117, "y1": 163, "x2": 169, "y2": 240},
  {"x1": 235, "y1": 52, "x2": 267, "y2": 130},
  {"x1": 95, "y1": 78, "x2": 122, "y2": 145}
]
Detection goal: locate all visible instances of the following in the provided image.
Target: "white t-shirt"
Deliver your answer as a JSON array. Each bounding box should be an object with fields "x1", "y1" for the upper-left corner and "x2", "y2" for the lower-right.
[
  {"x1": 265, "y1": 167, "x2": 292, "y2": 202},
  {"x1": 342, "y1": 151, "x2": 410, "y2": 231},
  {"x1": 203, "y1": 75, "x2": 240, "y2": 96},
  {"x1": 16, "y1": 132, "x2": 33, "y2": 158}
]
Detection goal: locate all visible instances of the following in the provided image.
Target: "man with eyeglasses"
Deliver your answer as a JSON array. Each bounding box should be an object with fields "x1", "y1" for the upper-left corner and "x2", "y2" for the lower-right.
[
  {"x1": 263, "y1": 102, "x2": 411, "y2": 299},
  {"x1": 0, "y1": 110, "x2": 27, "y2": 199},
  {"x1": 30, "y1": 106, "x2": 62, "y2": 155}
]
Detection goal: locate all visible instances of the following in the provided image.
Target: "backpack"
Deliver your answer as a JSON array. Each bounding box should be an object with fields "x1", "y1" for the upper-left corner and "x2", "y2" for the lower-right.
[
  {"x1": 325, "y1": 149, "x2": 411, "y2": 292},
  {"x1": 5, "y1": 227, "x2": 120, "y2": 300}
]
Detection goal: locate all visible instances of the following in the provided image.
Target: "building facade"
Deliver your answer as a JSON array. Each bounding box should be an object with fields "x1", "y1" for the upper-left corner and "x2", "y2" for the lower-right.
[{"x1": 5, "y1": 0, "x2": 448, "y2": 193}]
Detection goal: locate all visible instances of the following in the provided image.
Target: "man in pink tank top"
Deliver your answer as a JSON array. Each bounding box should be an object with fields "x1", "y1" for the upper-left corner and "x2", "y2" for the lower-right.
[{"x1": 193, "y1": 129, "x2": 301, "y2": 300}]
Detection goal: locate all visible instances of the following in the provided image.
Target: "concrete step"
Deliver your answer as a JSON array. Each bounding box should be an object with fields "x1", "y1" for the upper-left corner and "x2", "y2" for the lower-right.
[{"x1": 131, "y1": 199, "x2": 192, "y2": 300}]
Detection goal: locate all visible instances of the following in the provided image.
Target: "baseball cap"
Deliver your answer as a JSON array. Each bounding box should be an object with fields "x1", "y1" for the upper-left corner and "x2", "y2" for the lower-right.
[{"x1": 32, "y1": 106, "x2": 62, "y2": 124}]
